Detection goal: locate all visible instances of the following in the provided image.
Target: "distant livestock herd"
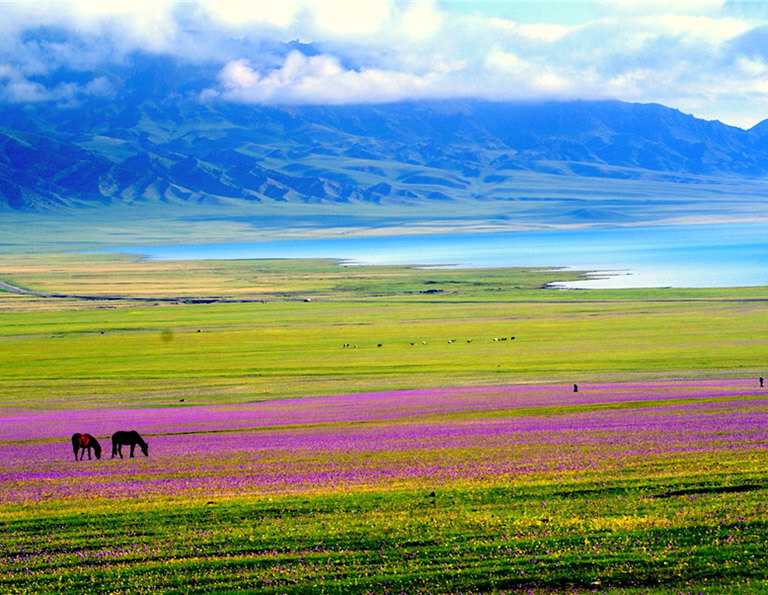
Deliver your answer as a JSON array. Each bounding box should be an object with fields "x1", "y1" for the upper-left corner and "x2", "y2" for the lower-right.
[{"x1": 343, "y1": 336, "x2": 515, "y2": 348}]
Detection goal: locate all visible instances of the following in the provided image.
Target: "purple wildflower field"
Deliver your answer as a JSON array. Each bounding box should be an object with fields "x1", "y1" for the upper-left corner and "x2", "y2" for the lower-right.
[{"x1": 2, "y1": 378, "x2": 767, "y2": 503}]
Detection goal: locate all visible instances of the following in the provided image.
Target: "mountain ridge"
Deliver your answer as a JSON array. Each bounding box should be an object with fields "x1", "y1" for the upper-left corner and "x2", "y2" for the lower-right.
[{"x1": 1, "y1": 60, "x2": 767, "y2": 215}]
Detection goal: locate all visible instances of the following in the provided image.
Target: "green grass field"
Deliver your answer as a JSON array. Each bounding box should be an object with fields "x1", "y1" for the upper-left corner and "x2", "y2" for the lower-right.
[
  {"x1": 0, "y1": 253, "x2": 766, "y2": 407},
  {"x1": 5, "y1": 475, "x2": 768, "y2": 594},
  {"x1": 1, "y1": 253, "x2": 767, "y2": 593}
]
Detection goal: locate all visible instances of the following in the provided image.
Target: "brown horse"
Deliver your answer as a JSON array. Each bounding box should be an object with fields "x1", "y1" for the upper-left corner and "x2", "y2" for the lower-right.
[
  {"x1": 111, "y1": 430, "x2": 149, "y2": 458},
  {"x1": 71, "y1": 433, "x2": 102, "y2": 461}
]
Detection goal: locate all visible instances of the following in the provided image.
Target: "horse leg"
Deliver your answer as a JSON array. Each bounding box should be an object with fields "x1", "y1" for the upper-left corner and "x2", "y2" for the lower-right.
[{"x1": 129, "y1": 443, "x2": 135, "y2": 458}]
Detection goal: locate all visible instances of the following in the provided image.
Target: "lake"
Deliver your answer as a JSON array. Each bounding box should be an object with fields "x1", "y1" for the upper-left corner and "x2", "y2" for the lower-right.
[{"x1": 116, "y1": 223, "x2": 768, "y2": 289}]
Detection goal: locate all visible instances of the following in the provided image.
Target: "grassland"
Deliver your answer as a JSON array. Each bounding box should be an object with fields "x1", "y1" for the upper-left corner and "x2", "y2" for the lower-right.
[
  {"x1": 1, "y1": 253, "x2": 766, "y2": 409},
  {"x1": 1, "y1": 253, "x2": 767, "y2": 593}
]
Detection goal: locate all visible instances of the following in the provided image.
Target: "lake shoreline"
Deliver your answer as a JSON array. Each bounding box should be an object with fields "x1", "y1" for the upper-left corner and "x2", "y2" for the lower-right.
[{"x1": 102, "y1": 222, "x2": 768, "y2": 290}]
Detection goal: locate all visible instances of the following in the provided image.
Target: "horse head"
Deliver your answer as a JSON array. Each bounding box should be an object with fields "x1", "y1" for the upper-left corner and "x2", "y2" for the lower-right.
[{"x1": 93, "y1": 439, "x2": 102, "y2": 460}]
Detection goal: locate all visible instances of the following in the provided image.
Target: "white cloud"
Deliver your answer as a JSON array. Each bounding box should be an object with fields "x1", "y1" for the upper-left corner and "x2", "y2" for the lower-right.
[
  {"x1": 309, "y1": 0, "x2": 392, "y2": 36},
  {"x1": 221, "y1": 59, "x2": 262, "y2": 88},
  {"x1": 737, "y1": 56, "x2": 768, "y2": 76},
  {"x1": 488, "y1": 18, "x2": 572, "y2": 42},
  {"x1": 1, "y1": 0, "x2": 768, "y2": 126},
  {"x1": 214, "y1": 50, "x2": 446, "y2": 104},
  {"x1": 400, "y1": 0, "x2": 442, "y2": 40},
  {"x1": 0, "y1": 71, "x2": 113, "y2": 105},
  {"x1": 2, "y1": 79, "x2": 50, "y2": 103},
  {"x1": 203, "y1": 1, "x2": 301, "y2": 29},
  {"x1": 644, "y1": 14, "x2": 752, "y2": 42},
  {"x1": 37, "y1": 0, "x2": 180, "y2": 54},
  {"x1": 531, "y1": 71, "x2": 573, "y2": 94},
  {"x1": 605, "y1": 68, "x2": 656, "y2": 98},
  {"x1": 485, "y1": 50, "x2": 530, "y2": 75}
]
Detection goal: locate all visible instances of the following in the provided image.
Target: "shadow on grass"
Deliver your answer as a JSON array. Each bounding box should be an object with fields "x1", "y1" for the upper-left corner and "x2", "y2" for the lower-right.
[{"x1": 653, "y1": 483, "x2": 764, "y2": 498}]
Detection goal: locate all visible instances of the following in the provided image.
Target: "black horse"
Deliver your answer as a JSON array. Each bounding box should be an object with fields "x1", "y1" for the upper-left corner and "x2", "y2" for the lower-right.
[
  {"x1": 71, "y1": 433, "x2": 102, "y2": 461},
  {"x1": 111, "y1": 430, "x2": 149, "y2": 458}
]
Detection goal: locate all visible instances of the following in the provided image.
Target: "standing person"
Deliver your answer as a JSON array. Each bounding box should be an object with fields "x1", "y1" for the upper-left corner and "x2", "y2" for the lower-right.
[{"x1": 761, "y1": 377, "x2": 764, "y2": 388}]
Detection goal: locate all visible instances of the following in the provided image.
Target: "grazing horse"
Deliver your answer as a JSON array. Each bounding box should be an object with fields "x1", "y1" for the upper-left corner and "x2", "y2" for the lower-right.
[
  {"x1": 111, "y1": 430, "x2": 149, "y2": 458},
  {"x1": 71, "y1": 433, "x2": 102, "y2": 461}
]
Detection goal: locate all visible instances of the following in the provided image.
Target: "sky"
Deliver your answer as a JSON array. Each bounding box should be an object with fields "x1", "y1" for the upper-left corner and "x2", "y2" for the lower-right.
[{"x1": 1, "y1": 1, "x2": 768, "y2": 128}]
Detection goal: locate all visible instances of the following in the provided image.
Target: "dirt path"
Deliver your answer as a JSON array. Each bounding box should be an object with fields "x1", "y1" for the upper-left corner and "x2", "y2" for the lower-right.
[
  {"x1": 0, "y1": 279, "x2": 261, "y2": 304},
  {"x1": 0, "y1": 280, "x2": 50, "y2": 297}
]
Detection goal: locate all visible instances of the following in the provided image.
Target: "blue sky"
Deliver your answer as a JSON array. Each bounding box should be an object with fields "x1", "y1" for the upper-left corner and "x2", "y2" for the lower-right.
[
  {"x1": 442, "y1": 1, "x2": 599, "y2": 24},
  {"x1": 1, "y1": 1, "x2": 767, "y2": 128}
]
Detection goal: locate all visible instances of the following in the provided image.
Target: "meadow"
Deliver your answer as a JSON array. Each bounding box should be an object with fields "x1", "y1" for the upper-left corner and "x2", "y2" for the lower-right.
[{"x1": 1, "y1": 253, "x2": 767, "y2": 593}]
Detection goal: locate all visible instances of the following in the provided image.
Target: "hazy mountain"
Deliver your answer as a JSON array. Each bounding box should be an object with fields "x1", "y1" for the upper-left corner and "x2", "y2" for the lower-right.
[{"x1": 1, "y1": 56, "x2": 767, "y2": 213}]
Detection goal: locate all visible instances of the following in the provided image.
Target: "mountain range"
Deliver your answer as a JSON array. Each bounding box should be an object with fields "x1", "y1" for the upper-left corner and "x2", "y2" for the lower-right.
[{"x1": 1, "y1": 57, "x2": 767, "y2": 220}]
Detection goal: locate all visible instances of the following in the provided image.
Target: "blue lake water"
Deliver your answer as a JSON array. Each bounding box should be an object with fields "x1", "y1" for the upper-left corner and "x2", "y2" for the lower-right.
[{"x1": 118, "y1": 223, "x2": 768, "y2": 289}]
